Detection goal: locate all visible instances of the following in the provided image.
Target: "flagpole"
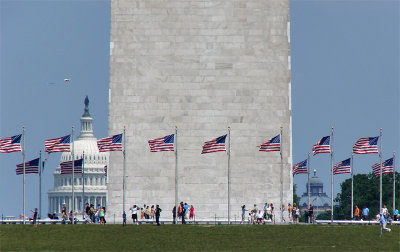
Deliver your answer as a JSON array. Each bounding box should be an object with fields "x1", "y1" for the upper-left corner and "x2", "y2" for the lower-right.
[
  {"x1": 72, "y1": 126, "x2": 75, "y2": 224},
  {"x1": 307, "y1": 152, "x2": 310, "y2": 214},
  {"x1": 330, "y1": 126, "x2": 334, "y2": 222},
  {"x1": 351, "y1": 153, "x2": 354, "y2": 219},
  {"x1": 279, "y1": 126, "x2": 283, "y2": 223},
  {"x1": 123, "y1": 126, "x2": 126, "y2": 215},
  {"x1": 393, "y1": 151, "x2": 396, "y2": 215},
  {"x1": 175, "y1": 126, "x2": 178, "y2": 224},
  {"x1": 379, "y1": 128, "x2": 382, "y2": 213},
  {"x1": 82, "y1": 151, "x2": 85, "y2": 219},
  {"x1": 228, "y1": 126, "x2": 231, "y2": 224},
  {"x1": 22, "y1": 126, "x2": 26, "y2": 224},
  {"x1": 39, "y1": 150, "x2": 42, "y2": 220}
]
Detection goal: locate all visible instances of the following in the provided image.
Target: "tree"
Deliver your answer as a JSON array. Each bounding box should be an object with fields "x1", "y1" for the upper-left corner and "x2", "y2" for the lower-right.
[{"x1": 333, "y1": 172, "x2": 399, "y2": 220}]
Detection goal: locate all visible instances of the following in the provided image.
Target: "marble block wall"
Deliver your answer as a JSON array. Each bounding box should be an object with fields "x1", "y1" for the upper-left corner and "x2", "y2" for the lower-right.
[{"x1": 108, "y1": 0, "x2": 292, "y2": 222}]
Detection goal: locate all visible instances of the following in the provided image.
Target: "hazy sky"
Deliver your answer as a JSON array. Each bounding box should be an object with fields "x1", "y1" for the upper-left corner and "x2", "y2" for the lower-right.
[{"x1": 1, "y1": 0, "x2": 399, "y2": 217}]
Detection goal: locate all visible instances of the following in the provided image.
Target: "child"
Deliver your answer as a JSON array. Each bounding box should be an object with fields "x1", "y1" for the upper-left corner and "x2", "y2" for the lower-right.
[
  {"x1": 248, "y1": 213, "x2": 252, "y2": 224},
  {"x1": 377, "y1": 214, "x2": 391, "y2": 236},
  {"x1": 122, "y1": 211, "x2": 127, "y2": 226}
]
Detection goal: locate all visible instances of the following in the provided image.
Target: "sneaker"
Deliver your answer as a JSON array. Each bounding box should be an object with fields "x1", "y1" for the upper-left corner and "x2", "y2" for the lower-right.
[{"x1": 388, "y1": 229, "x2": 391, "y2": 232}]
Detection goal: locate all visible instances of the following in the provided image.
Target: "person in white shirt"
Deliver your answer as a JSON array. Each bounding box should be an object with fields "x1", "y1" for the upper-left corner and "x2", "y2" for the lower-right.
[
  {"x1": 256, "y1": 210, "x2": 264, "y2": 224},
  {"x1": 130, "y1": 205, "x2": 138, "y2": 224}
]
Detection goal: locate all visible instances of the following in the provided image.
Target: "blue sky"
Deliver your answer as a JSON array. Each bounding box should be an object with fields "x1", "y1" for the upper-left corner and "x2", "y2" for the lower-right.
[{"x1": 1, "y1": 0, "x2": 399, "y2": 217}]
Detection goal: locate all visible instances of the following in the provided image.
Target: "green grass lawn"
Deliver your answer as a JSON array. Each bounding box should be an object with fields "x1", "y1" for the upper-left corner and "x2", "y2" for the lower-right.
[{"x1": 1, "y1": 224, "x2": 399, "y2": 251}]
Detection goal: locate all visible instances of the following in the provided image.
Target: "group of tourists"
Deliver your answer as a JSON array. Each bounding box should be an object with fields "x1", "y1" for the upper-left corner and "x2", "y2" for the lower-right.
[
  {"x1": 83, "y1": 203, "x2": 106, "y2": 225},
  {"x1": 173, "y1": 202, "x2": 195, "y2": 224},
  {"x1": 241, "y1": 203, "x2": 276, "y2": 224},
  {"x1": 124, "y1": 204, "x2": 162, "y2": 226}
]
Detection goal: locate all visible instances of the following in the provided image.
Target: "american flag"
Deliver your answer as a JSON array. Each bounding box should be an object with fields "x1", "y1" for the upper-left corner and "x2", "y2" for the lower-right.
[
  {"x1": 353, "y1": 137, "x2": 379, "y2": 154},
  {"x1": 201, "y1": 135, "x2": 227, "y2": 154},
  {"x1": 0, "y1": 134, "x2": 22, "y2": 153},
  {"x1": 148, "y1": 134, "x2": 174, "y2": 152},
  {"x1": 293, "y1": 159, "x2": 308, "y2": 176},
  {"x1": 104, "y1": 165, "x2": 107, "y2": 177},
  {"x1": 45, "y1": 135, "x2": 71, "y2": 153},
  {"x1": 312, "y1": 136, "x2": 331, "y2": 155},
  {"x1": 16, "y1": 158, "x2": 39, "y2": 175},
  {"x1": 333, "y1": 158, "x2": 351, "y2": 175},
  {"x1": 97, "y1": 133, "x2": 123, "y2": 152},
  {"x1": 258, "y1": 135, "x2": 280, "y2": 152},
  {"x1": 60, "y1": 159, "x2": 83, "y2": 174},
  {"x1": 372, "y1": 158, "x2": 393, "y2": 177}
]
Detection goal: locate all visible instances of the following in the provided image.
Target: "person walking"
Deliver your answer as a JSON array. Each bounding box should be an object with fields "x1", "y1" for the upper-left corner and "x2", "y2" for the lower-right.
[
  {"x1": 172, "y1": 206, "x2": 176, "y2": 224},
  {"x1": 362, "y1": 206, "x2": 369, "y2": 220},
  {"x1": 155, "y1": 205, "x2": 162, "y2": 226},
  {"x1": 393, "y1": 208, "x2": 399, "y2": 221},
  {"x1": 354, "y1": 205, "x2": 360, "y2": 220},
  {"x1": 31, "y1": 208, "x2": 38, "y2": 227},
  {"x1": 308, "y1": 205, "x2": 314, "y2": 223}
]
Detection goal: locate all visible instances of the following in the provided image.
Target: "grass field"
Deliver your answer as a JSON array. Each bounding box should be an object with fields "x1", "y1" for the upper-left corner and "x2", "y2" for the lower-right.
[{"x1": 1, "y1": 224, "x2": 399, "y2": 251}]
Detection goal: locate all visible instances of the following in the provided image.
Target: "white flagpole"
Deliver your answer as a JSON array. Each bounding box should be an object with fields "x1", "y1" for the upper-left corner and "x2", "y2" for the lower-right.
[
  {"x1": 175, "y1": 126, "x2": 178, "y2": 224},
  {"x1": 72, "y1": 126, "x2": 75, "y2": 224},
  {"x1": 330, "y1": 126, "x2": 334, "y2": 222},
  {"x1": 228, "y1": 126, "x2": 231, "y2": 224},
  {"x1": 82, "y1": 151, "x2": 85, "y2": 219},
  {"x1": 307, "y1": 152, "x2": 311, "y2": 213},
  {"x1": 123, "y1": 127, "x2": 126, "y2": 214},
  {"x1": 279, "y1": 126, "x2": 284, "y2": 223},
  {"x1": 393, "y1": 151, "x2": 396, "y2": 215},
  {"x1": 22, "y1": 126, "x2": 26, "y2": 224},
  {"x1": 351, "y1": 153, "x2": 354, "y2": 219},
  {"x1": 379, "y1": 128, "x2": 383, "y2": 213},
  {"x1": 39, "y1": 150, "x2": 42, "y2": 220}
]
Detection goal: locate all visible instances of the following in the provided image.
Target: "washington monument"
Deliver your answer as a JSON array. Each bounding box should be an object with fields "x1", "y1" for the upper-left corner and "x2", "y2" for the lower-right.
[{"x1": 107, "y1": 0, "x2": 292, "y2": 222}]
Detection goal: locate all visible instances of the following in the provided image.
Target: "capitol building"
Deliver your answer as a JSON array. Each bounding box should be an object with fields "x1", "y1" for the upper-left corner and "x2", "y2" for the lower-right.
[{"x1": 47, "y1": 97, "x2": 108, "y2": 216}]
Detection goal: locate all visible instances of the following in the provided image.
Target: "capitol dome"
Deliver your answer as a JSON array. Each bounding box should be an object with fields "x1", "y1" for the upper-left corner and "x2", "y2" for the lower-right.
[
  {"x1": 48, "y1": 97, "x2": 109, "y2": 217},
  {"x1": 299, "y1": 170, "x2": 331, "y2": 215}
]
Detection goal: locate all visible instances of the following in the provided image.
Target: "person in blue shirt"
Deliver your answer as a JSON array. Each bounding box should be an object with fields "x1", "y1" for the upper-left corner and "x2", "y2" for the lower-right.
[
  {"x1": 183, "y1": 203, "x2": 189, "y2": 221},
  {"x1": 362, "y1": 206, "x2": 369, "y2": 220},
  {"x1": 393, "y1": 208, "x2": 399, "y2": 221},
  {"x1": 377, "y1": 214, "x2": 391, "y2": 236}
]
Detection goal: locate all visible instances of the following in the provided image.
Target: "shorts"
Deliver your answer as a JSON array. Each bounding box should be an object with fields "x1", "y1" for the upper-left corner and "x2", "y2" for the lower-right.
[{"x1": 133, "y1": 214, "x2": 138, "y2": 220}]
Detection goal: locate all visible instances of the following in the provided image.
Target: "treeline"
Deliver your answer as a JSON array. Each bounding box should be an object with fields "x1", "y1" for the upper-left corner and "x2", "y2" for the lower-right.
[{"x1": 316, "y1": 172, "x2": 399, "y2": 220}]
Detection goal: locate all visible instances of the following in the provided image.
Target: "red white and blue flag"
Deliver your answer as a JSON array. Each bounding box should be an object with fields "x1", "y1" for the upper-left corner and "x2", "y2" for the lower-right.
[
  {"x1": 0, "y1": 134, "x2": 22, "y2": 153},
  {"x1": 16, "y1": 158, "x2": 39, "y2": 175},
  {"x1": 312, "y1": 136, "x2": 331, "y2": 155},
  {"x1": 258, "y1": 135, "x2": 280, "y2": 152},
  {"x1": 148, "y1": 134, "x2": 174, "y2": 152},
  {"x1": 293, "y1": 159, "x2": 308, "y2": 176},
  {"x1": 372, "y1": 158, "x2": 393, "y2": 177},
  {"x1": 45, "y1": 135, "x2": 71, "y2": 153},
  {"x1": 333, "y1": 158, "x2": 351, "y2": 175},
  {"x1": 97, "y1": 133, "x2": 123, "y2": 152},
  {"x1": 201, "y1": 135, "x2": 227, "y2": 154},
  {"x1": 353, "y1": 137, "x2": 379, "y2": 154},
  {"x1": 60, "y1": 159, "x2": 83, "y2": 174}
]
